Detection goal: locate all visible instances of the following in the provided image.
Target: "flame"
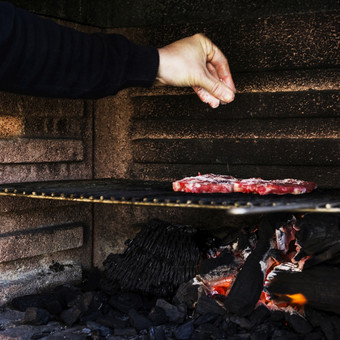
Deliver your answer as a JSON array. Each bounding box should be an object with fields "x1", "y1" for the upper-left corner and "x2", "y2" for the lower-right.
[{"x1": 286, "y1": 293, "x2": 307, "y2": 306}]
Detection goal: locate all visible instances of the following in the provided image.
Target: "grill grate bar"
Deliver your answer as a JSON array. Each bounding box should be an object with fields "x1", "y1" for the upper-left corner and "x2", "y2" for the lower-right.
[{"x1": 1, "y1": 179, "x2": 340, "y2": 215}]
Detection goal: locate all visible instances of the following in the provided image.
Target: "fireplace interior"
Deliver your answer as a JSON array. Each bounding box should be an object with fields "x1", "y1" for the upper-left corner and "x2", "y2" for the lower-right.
[{"x1": 0, "y1": 0, "x2": 339, "y2": 339}]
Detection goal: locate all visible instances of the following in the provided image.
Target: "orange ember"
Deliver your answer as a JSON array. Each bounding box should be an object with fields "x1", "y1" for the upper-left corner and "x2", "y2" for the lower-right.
[
  {"x1": 211, "y1": 283, "x2": 232, "y2": 295},
  {"x1": 286, "y1": 293, "x2": 307, "y2": 306}
]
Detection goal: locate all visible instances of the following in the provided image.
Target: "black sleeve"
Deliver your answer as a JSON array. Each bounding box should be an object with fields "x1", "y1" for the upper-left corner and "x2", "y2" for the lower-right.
[{"x1": 0, "y1": 1, "x2": 159, "y2": 99}]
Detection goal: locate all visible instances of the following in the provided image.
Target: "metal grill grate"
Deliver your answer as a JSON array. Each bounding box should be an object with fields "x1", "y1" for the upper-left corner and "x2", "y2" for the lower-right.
[{"x1": 1, "y1": 179, "x2": 340, "y2": 215}]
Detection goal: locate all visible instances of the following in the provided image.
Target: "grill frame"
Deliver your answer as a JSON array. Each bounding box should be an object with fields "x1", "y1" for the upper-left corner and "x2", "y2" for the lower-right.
[{"x1": 1, "y1": 179, "x2": 340, "y2": 215}]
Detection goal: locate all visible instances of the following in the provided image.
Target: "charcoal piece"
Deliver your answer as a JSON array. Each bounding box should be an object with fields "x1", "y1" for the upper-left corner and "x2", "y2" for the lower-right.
[
  {"x1": 149, "y1": 325, "x2": 166, "y2": 340},
  {"x1": 60, "y1": 306, "x2": 82, "y2": 326},
  {"x1": 24, "y1": 307, "x2": 50, "y2": 325},
  {"x1": 229, "y1": 314, "x2": 254, "y2": 330},
  {"x1": 199, "y1": 249, "x2": 235, "y2": 276},
  {"x1": 194, "y1": 313, "x2": 220, "y2": 326},
  {"x1": 44, "y1": 299, "x2": 63, "y2": 315},
  {"x1": 95, "y1": 313, "x2": 127, "y2": 329},
  {"x1": 271, "y1": 329, "x2": 299, "y2": 340},
  {"x1": 52, "y1": 285, "x2": 81, "y2": 308},
  {"x1": 86, "y1": 321, "x2": 111, "y2": 337},
  {"x1": 270, "y1": 310, "x2": 285, "y2": 322},
  {"x1": 192, "y1": 323, "x2": 223, "y2": 340},
  {"x1": 103, "y1": 219, "x2": 201, "y2": 296},
  {"x1": 307, "y1": 332, "x2": 327, "y2": 340},
  {"x1": 114, "y1": 327, "x2": 138, "y2": 337},
  {"x1": 173, "y1": 280, "x2": 199, "y2": 309},
  {"x1": 249, "y1": 304, "x2": 270, "y2": 325},
  {"x1": 128, "y1": 309, "x2": 152, "y2": 331},
  {"x1": 156, "y1": 299, "x2": 186, "y2": 324},
  {"x1": 295, "y1": 214, "x2": 340, "y2": 267},
  {"x1": 109, "y1": 292, "x2": 143, "y2": 313},
  {"x1": 266, "y1": 265, "x2": 340, "y2": 315},
  {"x1": 148, "y1": 306, "x2": 168, "y2": 326},
  {"x1": 81, "y1": 310, "x2": 103, "y2": 324},
  {"x1": 330, "y1": 315, "x2": 340, "y2": 331},
  {"x1": 224, "y1": 214, "x2": 276, "y2": 316},
  {"x1": 284, "y1": 312, "x2": 313, "y2": 335},
  {"x1": 195, "y1": 292, "x2": 225, "y2": 316},
  {"x1": 250, "y1": 322, "x2": 276, "y2": 340},
  {"x1": 11, "y1": 293, "x2": 54, "y2": 312},
  {"x1": 81, "y1": 268, "x2": 102, "y2": 292},
  {"x1": 173, "y1": 320, "x2": 195, "y2": 340}
]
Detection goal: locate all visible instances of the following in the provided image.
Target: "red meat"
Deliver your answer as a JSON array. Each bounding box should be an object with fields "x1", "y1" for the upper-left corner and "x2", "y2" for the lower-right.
[
  {"x1": 172, "y1": 173, "x2": 237, "y2": 193},
  {"x1": 173, "y1": 174, "x2": 317, "y2": 195},
  {"x1": 233, "y1": 178, "x2": 317, "y2": 195}
]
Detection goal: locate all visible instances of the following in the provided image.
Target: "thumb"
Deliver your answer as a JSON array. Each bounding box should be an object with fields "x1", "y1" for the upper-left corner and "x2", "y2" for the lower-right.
[{"x1": 200, "y1": 72, "x2": 235, "y2": 103}]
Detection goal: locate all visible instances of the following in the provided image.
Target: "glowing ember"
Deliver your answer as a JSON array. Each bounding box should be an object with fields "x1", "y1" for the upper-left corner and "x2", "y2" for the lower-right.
[{"x1": 286, "y1": 293, "x2": 307, "y2": 306}]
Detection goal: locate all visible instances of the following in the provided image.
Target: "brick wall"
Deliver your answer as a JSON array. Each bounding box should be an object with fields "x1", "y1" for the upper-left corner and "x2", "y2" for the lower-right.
[{"x1": 0, "y1": 92, "x2": 94, "y2": 304}]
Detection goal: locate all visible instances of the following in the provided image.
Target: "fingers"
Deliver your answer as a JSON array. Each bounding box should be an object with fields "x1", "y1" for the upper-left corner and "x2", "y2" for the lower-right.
[
  {"x1": 207, "y1": 42, "x2": 236, "y2": 93},
  {"x1": 200, "y1": 70, "x2": 235, "y2": 105},
  {"x1": 193, "y1": 86, "x2": 220, "y2": 108}
]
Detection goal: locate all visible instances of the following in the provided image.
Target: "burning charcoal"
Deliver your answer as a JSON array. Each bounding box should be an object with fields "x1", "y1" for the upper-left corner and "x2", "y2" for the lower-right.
[
  {"x1": 24, "y1": 307, "x2": 50, "y2": 325},
  {"x1": 224, "y1": 214, "x2": 277, "y2": 316},
  {"x1": 155, "y1": 299, "x2": 186, "y2": 324},
  {"x1": 195, "y1": 290, "x2": 225, "y2": 316},
  {"x1": 128, "y1": 309, "x2": 152, "y2": 331},
  {"x1": 173, "y1": 320, "x2": 195, "y2": 340},
  {"x1": 265, "y1": 265, "x2": 340, "y2": 315},
  {"x1": 249, "y1": 304, "x2": 270, "y2": 325},
  {"x1": 60, "y1": 305, "x2": 82, "y2": 326},
  {"x1": 148, "y1": 306, "x2": 168, "y2": 326},
  {"x1": 149, "y1": 325, "x2": 166, "y2": 340},
  {"x1": 173, "y1": 280, "x2": 199, "y2": 309},
  {"x1": 109, "y1": 292, "x2": 143, "y2": 313},
  {"x1": 284, "y1": 311, "x2": 313, "y2": 335}
]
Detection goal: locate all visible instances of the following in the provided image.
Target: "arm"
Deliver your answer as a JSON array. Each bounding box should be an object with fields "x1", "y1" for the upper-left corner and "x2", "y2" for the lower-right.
[{"x1": 0, "y1": 2, "x2": 159, "y2": 99}]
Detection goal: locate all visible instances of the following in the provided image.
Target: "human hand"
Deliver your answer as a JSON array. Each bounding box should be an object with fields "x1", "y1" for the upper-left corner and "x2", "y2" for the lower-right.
[{"x1": 156, "y1": 34, "x2": 236, "y2": 108}]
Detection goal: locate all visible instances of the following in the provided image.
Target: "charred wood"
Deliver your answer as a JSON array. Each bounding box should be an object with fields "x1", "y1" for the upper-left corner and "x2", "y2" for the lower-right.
[
  {"x1": 295, "y1": 214, "x2": 340, "y2": 268},
  {"x1": 103, "y1": 219, "x2": 202, "y2": 297},
  {"x1": 224, "y1": 214, "x2": 287, "y2": 316},
  {"x1": 266, "y1": 265, "x2": 340, "y2": 315}
]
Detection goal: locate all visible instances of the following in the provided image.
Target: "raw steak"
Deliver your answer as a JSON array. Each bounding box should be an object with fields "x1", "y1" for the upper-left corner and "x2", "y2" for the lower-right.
[
  {"x1": 173, "y1": 174, "x2": 317, "y2": 195},
  {"x1": 172, "y1": 173, "x2": 237, "y2": 193},
  {"x1": 233, "y1": 178, "x2": 317, "y2": 195}
]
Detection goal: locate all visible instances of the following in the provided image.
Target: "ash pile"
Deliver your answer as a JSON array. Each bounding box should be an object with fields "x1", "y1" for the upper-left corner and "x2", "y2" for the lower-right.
[{"x1": 1, "y1": 215, "x2": 340, "y2": 340}]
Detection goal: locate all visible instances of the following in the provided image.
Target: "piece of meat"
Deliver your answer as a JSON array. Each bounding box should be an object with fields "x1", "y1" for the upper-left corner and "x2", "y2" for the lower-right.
[
  {"x1": 173, "y1": 174, "x2": 317, "y2": 195},
  {"x1": 172, "y1": 173, "x2": 237, "y2": 193},
  {"x1": 233, "y1": 178, "x2": 317, "y2": 195}
]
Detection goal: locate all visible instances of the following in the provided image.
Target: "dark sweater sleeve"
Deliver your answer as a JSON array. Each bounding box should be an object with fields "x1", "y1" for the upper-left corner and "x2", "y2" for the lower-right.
[{"x1": 0, "y1": 2, "x2": 159, "y2": 99}]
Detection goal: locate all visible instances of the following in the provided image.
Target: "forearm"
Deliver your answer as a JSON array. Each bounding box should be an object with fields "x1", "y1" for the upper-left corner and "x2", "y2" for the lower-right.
[{"x1": 0, "y1": 2, "x2": 159, "y2": 99}]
